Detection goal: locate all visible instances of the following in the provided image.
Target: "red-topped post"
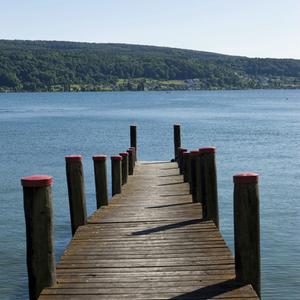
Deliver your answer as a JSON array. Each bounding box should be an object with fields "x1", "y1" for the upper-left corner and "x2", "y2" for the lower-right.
[
  {"x1": 199, "y1": 147, "x2": 219, "y2": 227},
  {"x1": 65, "y1": 155, "x2": 87, "y2": 235},
  {"x1": 119, "y1": 152, "x2": 129, "y2": 185},
  {"x1": 190, "y1": 150, "x2": 200, "y2": 202},
  {"x1": 93, "y1": 155, "x2": 108, "y2": 208},
  {"x1": 22, "y1": 175, "x2": 56, "y2": 300},
  {"x1": 233, "y1": 173, "x2": 260, "y2": 297},
  {"x1": 111, "y1": 155, "x2": 122, "y2": 196}
]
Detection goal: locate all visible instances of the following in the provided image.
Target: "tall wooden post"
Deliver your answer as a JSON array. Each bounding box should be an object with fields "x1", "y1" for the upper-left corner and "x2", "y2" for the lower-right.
[
  {"x1": 22, "y1": 175, "x2": 56, "y2": 300},
  {"x1": 130, "y1": 125, "x2": 137, "y2": 161},
  {"x1": 127, "y1": 148, "x2": 135, "y2": 175},
  {"x1": 65, "y1": 155, "x2": 87, "y2": 235},
  {"x1": 93, "y1": 155, "x2": 108, "y2": 208},
  {"x1": 190, "y1": 150, "x2": 200, "y2": 202},
  {"x1": 179, "y1": 148, "x2": 187, "y2": 174},
  {"x1": 183, "y1": 151, "x2": 190, "y2": 183},
  {"x1": 111, "y1": 155, "x2": 122, "y2": 196},
  {"x1": 129, "y1": 147, "x2": 136, "y2": 168},
  {"x1": 119, "y1": 152, "x2": 129, "y2": 185},
  {"x1": 233, "y1": 173, "x2": 260, "y2": 297},
  {"x1": 173, "y1": 124, "x2": 181, "y2": 161},
  {"x1": 199, "y1": 147, "x2": 219, "y2": 228}
]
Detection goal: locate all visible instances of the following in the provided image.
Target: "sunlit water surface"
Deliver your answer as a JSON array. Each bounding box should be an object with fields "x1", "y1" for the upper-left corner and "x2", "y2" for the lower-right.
[{"x1": 0, "y1": 90, "x2": 300, "y2": 299}]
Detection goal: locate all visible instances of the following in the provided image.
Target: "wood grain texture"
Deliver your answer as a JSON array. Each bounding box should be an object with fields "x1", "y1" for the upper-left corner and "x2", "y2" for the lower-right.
[{"x1": 39, "y1": 162, "x2": 259, "y2": 299}]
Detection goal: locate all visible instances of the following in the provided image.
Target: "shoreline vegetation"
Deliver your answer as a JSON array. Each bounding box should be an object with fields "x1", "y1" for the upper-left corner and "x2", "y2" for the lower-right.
[{"x1": 1, "y1": 39, "x2": 300, "y2": 92}]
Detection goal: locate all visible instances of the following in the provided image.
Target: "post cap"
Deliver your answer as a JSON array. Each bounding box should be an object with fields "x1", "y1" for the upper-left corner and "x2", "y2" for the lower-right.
[
  {"x1": 180, "y1": 148, "x2": 188, "y2": 153},
  {"x1": 183, "y1": 151, "x2": 190, "y2": 156},
  {"x1": 119, "y1": 152, "x2": 129, "y2": 156},
  {"x1": 233, "y1": 173, "x2": 259, "y2": 184},
  {"x1": 111, "y1": 155, "x2": 122, "y2": 161},
  {"x1": 190, "y1": 150, "x2": 199, "y2": 155},
  {"x1": 93, "y1": 155, "x2": 107, "y2": 161},
  {"x1": 65, "y1": 155, "x2": 82, "y2": 162},
  {"x1": 199, "y1": 147, "x2": 216, "y2": 154},
  {"x1": 128, "y1": 147, "x2": 136, "y2": 151},
  {"x1": 21, "y1": 175, "x2": 53, "y2": 187}
]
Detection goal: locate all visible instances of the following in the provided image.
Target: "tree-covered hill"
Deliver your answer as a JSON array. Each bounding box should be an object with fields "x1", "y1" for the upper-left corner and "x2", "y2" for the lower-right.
[{"x1": 1, "y1": 39, "x2": 300, "y2": 92}]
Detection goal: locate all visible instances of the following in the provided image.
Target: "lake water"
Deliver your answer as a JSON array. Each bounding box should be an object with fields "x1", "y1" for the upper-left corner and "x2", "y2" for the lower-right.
[{"x1": 0, "y1": 90, "x2": 300, "y2": 299}]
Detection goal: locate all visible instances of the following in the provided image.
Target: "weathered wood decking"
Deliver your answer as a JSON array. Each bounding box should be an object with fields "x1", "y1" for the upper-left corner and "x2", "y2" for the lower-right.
[{"x1": 39, "y1": 161, "x2": 259, "y2": 299}]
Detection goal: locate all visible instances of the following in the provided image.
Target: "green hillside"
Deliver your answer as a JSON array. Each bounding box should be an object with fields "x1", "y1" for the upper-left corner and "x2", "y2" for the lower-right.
[{"x1": 1, "y1": 39, "x2": 300, "y2": 92}]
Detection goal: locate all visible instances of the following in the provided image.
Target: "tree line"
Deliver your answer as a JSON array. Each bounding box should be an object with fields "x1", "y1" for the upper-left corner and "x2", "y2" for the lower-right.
[{"x1": 0, "y1": 39, "x2": 300, "y2": 91}]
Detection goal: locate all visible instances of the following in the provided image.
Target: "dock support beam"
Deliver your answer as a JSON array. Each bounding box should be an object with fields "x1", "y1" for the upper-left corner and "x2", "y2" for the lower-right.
[
  {"x1": 173, "y1": 124, "x2": 181, "y2": 161},
  {"x1": 199, "y1": 147, "x2": 219, "y2": 228},
  {"x1": 233, "y1": 173, "x2": 260, "y2": 297},
  {"x1": 130, "y1": 125, "x2": 137, "y2": 161},
  {"x1": 111, "y1": 155, "x2": 122, "y2": 196},
  {"x1": 120, "y1": 152, "x2": 129, "y2": 185},
  {"x1": 93, "y1": 155, "x2": 109, "y2": 208},
  {"x1": 65, "y1": 155, "x2": 87, "y2": 235},
  {"x1": 22, "y1": 175, "x2": 56, "y2": 300}
]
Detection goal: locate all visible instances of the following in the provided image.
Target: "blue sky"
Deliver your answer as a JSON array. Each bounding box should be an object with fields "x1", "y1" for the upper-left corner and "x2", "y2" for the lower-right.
[{"x1": 1, "y1": 0, "x2": 300, "y2": 58}]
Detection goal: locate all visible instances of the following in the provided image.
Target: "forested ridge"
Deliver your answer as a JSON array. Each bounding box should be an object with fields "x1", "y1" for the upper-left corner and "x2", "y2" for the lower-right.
[{"x1": 1, "y1": 39, "x2": 300, "y2": 92}]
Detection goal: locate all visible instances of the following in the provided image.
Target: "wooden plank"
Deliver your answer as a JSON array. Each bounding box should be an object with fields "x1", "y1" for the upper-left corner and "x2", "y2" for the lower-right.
[{"x1": 39, "y1": 161, "x2": 259, "y2": 300}]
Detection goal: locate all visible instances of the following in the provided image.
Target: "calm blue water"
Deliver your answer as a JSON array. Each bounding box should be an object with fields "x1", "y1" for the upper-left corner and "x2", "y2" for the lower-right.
[{"x1": 0, "y1": 90, "x2": 300, "y2": 299}]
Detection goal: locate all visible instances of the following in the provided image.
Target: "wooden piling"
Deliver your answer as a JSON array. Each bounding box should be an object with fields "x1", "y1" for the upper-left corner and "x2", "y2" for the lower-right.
[
  {"x1": 111, "y1": 155, "x2": 122, "y2": 196},
  {"x1": 179, "y1": 148, "x2": 187, "y2": 174},
  {"x1": 190, "y1": 150, "x2": 200, "y2": 202},
  {"x1": 127, "y1": 148, "x2": 135, "y2": 175},
  {"x1": 183, "y1": 151, "x2": 190, "y2": 183},
  {"x1": 65, "y1": 155, "x2": 87, "y2": 235},
  {"x1": 129, "y1": 146, "x2": 136, "y2": 168},
  {"x1": 130, "y1": 125, "x2": 137, "y2": 161},
  {"x1": 21, "y1": 175, "x2": 56, "y2": 300},
  {"x1": 119, "y1": 152, "x2": 129, "y2": 185},
  {"x1": 93, "y1": 155, "x2": 108, "y2": 208},
  {"x1": 233, "y1": 173, "x2": 260, "y2": 297},
  {"x1": 173, "y1": 124, "x2": 181, "y2": 161},
  {"x1": 199, "y1": 147, "x2": 219, "y2": 228}
]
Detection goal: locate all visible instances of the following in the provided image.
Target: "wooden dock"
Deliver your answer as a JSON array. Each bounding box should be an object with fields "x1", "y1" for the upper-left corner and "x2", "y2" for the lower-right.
[{"x1": 38, "y1": 161, "x2": 259, "y2": 300}]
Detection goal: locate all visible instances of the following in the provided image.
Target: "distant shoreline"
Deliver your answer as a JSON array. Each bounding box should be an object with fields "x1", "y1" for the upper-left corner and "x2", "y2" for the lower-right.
[
  {"x1": 1, "y1": 86, "x2": 300, "y2": 94},
  {"x1": 1, "y1": 40, "x2": 300, "y2": 94}
]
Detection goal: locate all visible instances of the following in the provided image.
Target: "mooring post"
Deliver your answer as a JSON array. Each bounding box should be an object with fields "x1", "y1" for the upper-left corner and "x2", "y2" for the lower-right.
[
  {"x1": 190, "y1": 150, "x2": 200, "y2": 202},
  {"x1": 22, "y1": 175, "x2": 56, "y2": 300},
  {"x1": 173, "y1": 124, "x2": 181, "y2": 161},
  {"x1": 183, "y1": 151, "x2": 190, "y2": 183},
  {"x1": 129, "y1": 146, "x2": 136, "y2": 168},
  {"x1": 130, "y1": 124, "x2": 137, "y2": 161},
  {"x1": 119, "y1": 152, "x2": 129, "y2": 185},
  {"x1": 65, "y1": 155, "x2": 87, "y2": 235},
  {"x1": 93, "y1": 155, "x2": 108, "y2": 208},
  {"x1": 111, "y1": 155, "x2": 122, "y2": 196},
  {"x1": 199, "y1": 147, "x2": 219, "y2": 228},
  {"x1": 179, "y1": 148, "x2": 188, "y2": 174},
  {"x1": 127, "y1": 147, "x2": 135, "y2": 175},
  {"x1": 233, "y1": 173, "x2": 260, "y2": 297}
]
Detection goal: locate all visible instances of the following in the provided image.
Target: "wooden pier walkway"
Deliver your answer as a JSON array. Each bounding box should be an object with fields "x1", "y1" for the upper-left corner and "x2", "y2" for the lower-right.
[{"x1": 39, "y1": 161, "x2": 259, "y2": 300}]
